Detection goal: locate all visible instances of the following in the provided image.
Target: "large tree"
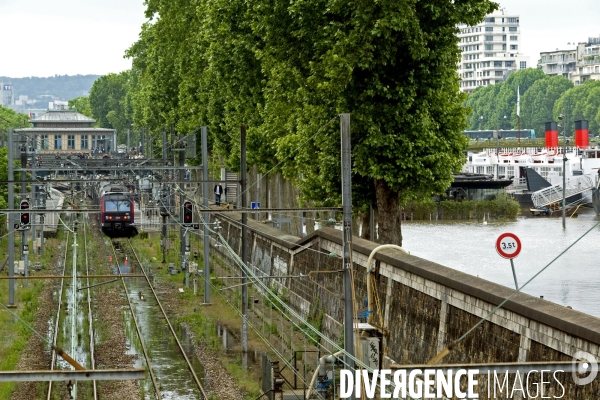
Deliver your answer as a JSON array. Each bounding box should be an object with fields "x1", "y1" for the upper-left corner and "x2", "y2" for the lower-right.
[
  {"x1": 464, "y1": 68, "x2": 547, "y2": 131},
  {"x1": 248, "y1": 0, "x2": 498, "y2": 245},
  {"x1": 89, "y1": 72, "x2": 133, "y2": 143},
  {"x1": 68, "y1": 96, "x2": 94, "y2": 120},
  {"x1": 520, "y1": 76, "x2": 573, "y2": 137},
  {"x1": 128, "y1": 0, "x2": 498, "y2": 246},
  {"x1": 554, "y1": 80, "x2": 600, "y2": 136}
]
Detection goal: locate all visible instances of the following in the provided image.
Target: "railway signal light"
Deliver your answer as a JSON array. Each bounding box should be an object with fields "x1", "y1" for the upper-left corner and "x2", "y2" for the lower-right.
[
  {"x1": 183, "y1": 200, "x2": 193, "y2": 226},
  {"x1": 20, "y1": 200, "x2": 30, "y2": 226}
]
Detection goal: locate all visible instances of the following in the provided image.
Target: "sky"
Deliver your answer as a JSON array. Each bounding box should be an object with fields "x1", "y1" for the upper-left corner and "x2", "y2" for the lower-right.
[
  {"x1": 0, "y1": 0, "x2": 147, "y2": 78},
  {"x1": 0, "y1": 0, "x2": 599, "y2": 78}
]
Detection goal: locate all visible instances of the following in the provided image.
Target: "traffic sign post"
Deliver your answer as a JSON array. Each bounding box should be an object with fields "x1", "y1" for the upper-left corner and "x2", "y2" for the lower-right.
[{"x1": 496, "y1": 233, "x2": 522, "y2": 290}]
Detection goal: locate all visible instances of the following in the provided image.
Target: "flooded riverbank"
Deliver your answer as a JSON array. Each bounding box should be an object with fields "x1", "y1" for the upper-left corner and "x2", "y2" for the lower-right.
[{"x1": 402, "y1": 209, "x2": 600, "y2": 317}]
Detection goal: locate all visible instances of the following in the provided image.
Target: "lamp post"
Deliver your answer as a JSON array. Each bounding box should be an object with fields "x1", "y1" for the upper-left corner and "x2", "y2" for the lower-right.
[{"x1": 558, "y1": 113, "x2": 566, "y2": 229}]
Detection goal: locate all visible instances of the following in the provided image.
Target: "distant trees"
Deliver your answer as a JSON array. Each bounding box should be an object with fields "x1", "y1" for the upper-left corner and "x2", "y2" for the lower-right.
[
  {"x1": 0, "y1": 74, "x2": 100, "y2": 102},
  {"x1": 0, "y1": 105, "x2": 29, "y2": 212},
  {"x1": 0, "y1": 105, "x2": 29, "y2": 131},
  {"x1": 465, "y1": 69, "x2": 600, "y2": 137},
  {"x1": 521, "y1": 76, "x2": 573, "y2": 136},
  {"x1": 88, "y1": 72, "x2": 132, "y2": 143},
  {"x1": 465, "y1": 69, "x2": 547, "y2": 132},
  {"x1": 554, "y1": 80, "x2": 600, "y2": 136},
  {"x1": 68, "y1": 96, "x2": 94, "y2": 120}
]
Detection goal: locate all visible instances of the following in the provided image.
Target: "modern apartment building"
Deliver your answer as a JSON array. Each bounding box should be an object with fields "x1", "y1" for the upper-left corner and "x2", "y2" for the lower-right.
[
  {"x1": 0, "y1": 82, "x2": 14, "y2": 106},
  {"x1": 539, "y1": 48, "x2": 577, "y2": 79},
  {"x1": 540, "y1": 36, "x2": 600, "y2": 85},
  {"x1": 457, "y1": 9, "x2": 530, "y2": 93}
]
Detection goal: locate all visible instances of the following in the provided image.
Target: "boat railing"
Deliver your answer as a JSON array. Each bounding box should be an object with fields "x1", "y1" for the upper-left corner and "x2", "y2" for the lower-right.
[{"x1": 531, "y1": 175, "x2": 595, "y2": 208}]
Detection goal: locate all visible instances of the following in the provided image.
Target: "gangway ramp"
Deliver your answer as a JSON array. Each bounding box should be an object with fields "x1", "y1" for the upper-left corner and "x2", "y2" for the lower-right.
[{"x1": 531, "y1": 175, "x2": 594, "y2": 208}]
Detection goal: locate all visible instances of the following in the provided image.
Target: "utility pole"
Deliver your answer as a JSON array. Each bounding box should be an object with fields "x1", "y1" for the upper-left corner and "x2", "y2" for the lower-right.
[
  {"x1": 161, "y1": 129, "x2": 168, "y2": 263},
  {"x1": 21, "y1": 143, "x2": 28, "y2": 287},
  {"x1": 71, "y1": 230, "x2": 78, "y2": 399},
  {"x1": 202, "y1": 127, "x2": 210, "y2": 304},
  {"x1": 179, "y1": 136, "x2": 189, "y2": 288},
  {"x1": 559, "y1": 111, "x2": 567, "y2": 229},
  {"x1": 8, "y1": 129, "x2": 15, "y2": 306},
  {"x1": 240, "y1": 125, "x2": 248, "y2": 369},
  {"x1": 340, "y1": 113, "x2": 354, "y2": 395}
]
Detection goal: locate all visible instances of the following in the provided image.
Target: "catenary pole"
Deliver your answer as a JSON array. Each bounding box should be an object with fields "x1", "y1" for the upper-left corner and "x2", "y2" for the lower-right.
[
  {"x1": 240, "y1": 125, "x2": 248, "y2": 368},
  {"x1": 202, "y1": 127, "x2": 210, "y2": 304},
  {"x1": 179, "y1": 138, "x2": 188, "y2": 288},
  {"x1": 340, "y1": 113, "x2": 355, "y2": 398},
  {"x1": 8, "y1": 129, "x2": 15, "y2": 305}
]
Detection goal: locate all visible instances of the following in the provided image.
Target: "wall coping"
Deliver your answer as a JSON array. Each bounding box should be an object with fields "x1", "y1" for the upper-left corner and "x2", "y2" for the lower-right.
[{"x1": 215, "y1": 210, "x2": 600, "y2": 345}]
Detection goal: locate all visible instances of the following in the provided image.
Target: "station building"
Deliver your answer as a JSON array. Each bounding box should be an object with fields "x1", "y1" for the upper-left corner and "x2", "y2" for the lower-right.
[{"x1": 15, "y1": 107, "x2": 116, "y2": 155}]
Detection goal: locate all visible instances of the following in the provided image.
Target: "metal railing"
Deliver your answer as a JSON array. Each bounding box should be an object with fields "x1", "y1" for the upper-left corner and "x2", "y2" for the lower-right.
[{"x1": 531, "y1": 175, "x2": 594, "y2": 208}]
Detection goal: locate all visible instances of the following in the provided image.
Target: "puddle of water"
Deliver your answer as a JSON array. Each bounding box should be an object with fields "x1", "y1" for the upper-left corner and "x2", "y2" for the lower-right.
[
  {"x1": 216, "y1": 322, "x2": 261, "y2": 367},
  {"x1": 123, "y1": 278, "x2": 207, "y2": 399}
]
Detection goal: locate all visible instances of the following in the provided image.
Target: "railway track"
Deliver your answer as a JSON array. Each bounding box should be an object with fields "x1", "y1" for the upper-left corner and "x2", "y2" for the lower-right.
[
  {"x1": 109, "y1": 238, "x2": 208, "y2": 399},
  {"x1": 47, "y1": 213, "x2": 99, "y2": 400},
  {"x1": 82, "y1": 214, "x2": 98, "y2": 399},
  {"x1": 46, "y1": 230, "x2": 69, "y2": 400}
]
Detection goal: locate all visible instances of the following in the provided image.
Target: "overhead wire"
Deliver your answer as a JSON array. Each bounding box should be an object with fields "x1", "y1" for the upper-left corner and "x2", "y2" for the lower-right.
[{"x1": 428, "y1": 220, "x2": 600, "y2": 365}]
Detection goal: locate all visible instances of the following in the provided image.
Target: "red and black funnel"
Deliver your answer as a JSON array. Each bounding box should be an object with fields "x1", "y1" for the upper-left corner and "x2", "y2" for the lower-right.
[
  {"x1": 575, "y1": 120, "x2": 589, "y2": 148},
  {"x1": 545, "y1": 122, "x2": 558, "y2": 148}
]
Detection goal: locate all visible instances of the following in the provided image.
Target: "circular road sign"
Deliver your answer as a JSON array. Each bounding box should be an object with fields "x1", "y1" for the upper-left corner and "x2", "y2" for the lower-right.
[{"x1": 496, "y1": 233, "x2": 522, "y2": 259}]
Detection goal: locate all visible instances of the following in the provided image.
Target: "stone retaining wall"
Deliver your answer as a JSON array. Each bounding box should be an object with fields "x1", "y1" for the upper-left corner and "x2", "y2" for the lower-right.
[{"x1": 210, "y1": 211, "x2": 600, "y2": 399}]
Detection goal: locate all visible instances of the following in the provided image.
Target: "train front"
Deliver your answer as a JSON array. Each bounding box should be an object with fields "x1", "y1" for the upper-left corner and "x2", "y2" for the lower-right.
[{"x1": 101, "y1": 192, "x2": 136, "y2": 236}]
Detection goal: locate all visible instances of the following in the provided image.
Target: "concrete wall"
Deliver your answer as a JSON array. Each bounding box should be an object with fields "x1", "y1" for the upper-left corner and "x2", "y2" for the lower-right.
[{"x1": 210, "y1": 211, "x2": 600, "y2": 399}]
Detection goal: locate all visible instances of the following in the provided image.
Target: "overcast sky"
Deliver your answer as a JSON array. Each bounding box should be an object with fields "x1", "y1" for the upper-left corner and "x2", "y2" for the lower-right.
[
  {"x1": 0, "y1": 0, "x2": 147, "y2": 78},
  {"x1": 0, "y1": 0, "x2": 599, "y2": 78}
]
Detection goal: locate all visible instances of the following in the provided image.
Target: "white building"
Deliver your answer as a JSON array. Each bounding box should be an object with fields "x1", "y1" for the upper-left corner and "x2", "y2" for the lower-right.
[
  {"x1": 540, "y1": 36, "x2": 600, "y2": 85},
  {"x1": 539, "y1": 48, "x2": 577, "y2": 79},
  {"x1": 0, "y1": 82, "x2": 14, "y2": 106},
  {"x1": 457, "y1": 9, "x2": 530, "y2": 93},
  {"x1": 571, "y1": 36, "x2": 600, "y2": 85}
]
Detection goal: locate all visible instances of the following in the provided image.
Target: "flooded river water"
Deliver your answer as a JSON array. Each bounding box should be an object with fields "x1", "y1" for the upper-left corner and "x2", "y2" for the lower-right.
[{"x1": 401, "y1": 210, "x2": 600, "y2": 318}]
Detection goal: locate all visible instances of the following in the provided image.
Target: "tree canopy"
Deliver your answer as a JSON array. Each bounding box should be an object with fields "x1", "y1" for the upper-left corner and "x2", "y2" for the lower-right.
[
  {"x1": 463, "y1": 69, "x2": 600, "y2": 137},
  {"x1": 88, "y1": 72, "x2": 133, "y2": 143},
  {"x1": 554, "y1": 79, "x2": 600, "y2": 136},
  {"x1": 68, "y1": 96, "x2": 94, "y2": 120},
  {"x1": 123, "y1": 0, "x2": 498, "y2": 245}
]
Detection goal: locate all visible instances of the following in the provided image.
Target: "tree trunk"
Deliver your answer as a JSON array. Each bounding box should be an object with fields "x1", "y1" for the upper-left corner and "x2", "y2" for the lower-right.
[
  {"x1": 360, "y1": 212, "x2": 370, "y2": 241},
  {"x1": 375, "y1": 178, "x2": 402, "y2": 246},
  {"x1": 352, "y1": 214, "x2": 361, "y2": 237}
]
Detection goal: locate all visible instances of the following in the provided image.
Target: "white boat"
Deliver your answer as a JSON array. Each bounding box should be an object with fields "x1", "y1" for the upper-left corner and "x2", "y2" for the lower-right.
[{"x1": 463, "y1": 146, "x2": 600, "y2": 210}]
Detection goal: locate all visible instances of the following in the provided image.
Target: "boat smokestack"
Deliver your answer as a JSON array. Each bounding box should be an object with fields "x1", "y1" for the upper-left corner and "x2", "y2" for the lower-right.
[
  {"x1": 575, "y1": 120, "x2": 589, "y2": 148},
  {"x1": 545, "y1": 121, "x2": 558, "y2": 148}
]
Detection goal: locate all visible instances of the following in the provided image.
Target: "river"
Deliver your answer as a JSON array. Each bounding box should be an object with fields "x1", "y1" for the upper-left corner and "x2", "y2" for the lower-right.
[{"x1": 401, "y1": 210, "x2": 600, "y2": 318}]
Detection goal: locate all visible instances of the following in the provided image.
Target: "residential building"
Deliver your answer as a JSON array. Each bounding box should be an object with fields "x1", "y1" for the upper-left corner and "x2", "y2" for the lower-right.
[
  {"x1": 457, "y1": 9, "x2": 530, "y2": 93},
  {"x1": 539, "y1": 47, "x2": 578, "y2": 78},
  {"x1": 540, "y1": 36, "x2": 600, "y2": 85},
  {"x1": 571, "y1": 36, "x2": 600, "y2": 85}
]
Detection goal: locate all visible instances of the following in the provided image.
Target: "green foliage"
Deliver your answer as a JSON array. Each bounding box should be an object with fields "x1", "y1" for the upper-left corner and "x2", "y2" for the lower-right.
[
  {"x1": 404, "y1": 191, "x2": 520, "y2": 220},
  {"x1": 554, "y1": 80, "x2": 600, "y2": 136},
  {"x1": 465, "y1": 69, "x2": 547, "y2": 131},
  {"x1": 68, "y1": 96, "x2": 94, "y2": 119},
  {"x1": 0, "y1": 105, "x2": 30, "y2": 131},
  {"x1": 125, "y1": 0, "x2": 498, "y2": 245},
  {"x1": 89, "y1": 72, "x2": 133, "y2": 142},
  {"x1": 521, "y1": 76, "x2": 573, "y2": 137}
]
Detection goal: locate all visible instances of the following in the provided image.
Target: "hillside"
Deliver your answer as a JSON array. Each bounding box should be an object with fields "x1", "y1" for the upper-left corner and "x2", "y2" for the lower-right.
[{"x1": 0, "y1": 74, "x2": 100, "y2": 107}]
